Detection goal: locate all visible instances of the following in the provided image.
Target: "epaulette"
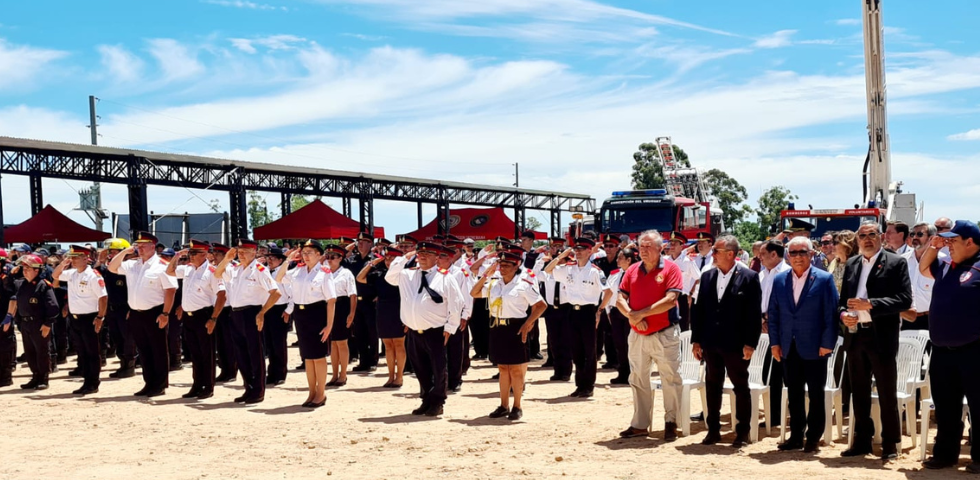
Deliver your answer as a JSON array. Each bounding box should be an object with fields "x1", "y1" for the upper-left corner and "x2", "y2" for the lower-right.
[
  {"x1": 93, "y1": 269, "x2": 102, "y2": 276},
  {"x1": 44, "y1": 279, "x2": 53, "y2": 287},
  {"x1": 591, "y1": 263, "x2": 601, "y2": 270},
  {"x1": 297, "y1": 263, "x2": 306, "y2": 267},
  {"x1": 525, "y1": 269, "x2": 536, "y2": 278},
  {"x1": 160, "y1": 258, "x2": 168, "y2": 265},
  {"x1": 611, "y1": 268, "x2": 621, "y2": 275},
  {"x1": 257, "y1": 264, "x2": 266, "y2": 272},
  {"x1": 208, "y1": 266, "x2": 216, "y2": 273},
  {"x1": 232, "y1": 260, "x2": 241, "y2": 267},
  {"x1": 321, "y1": 266, "x2": 331, "y2": 274},
  {"x1": 522, "y1": 278, "x2": 534, "y2": 285},
  {"x1": 463, "y1": 270, "x2": 471, "y2": 277},
  {"x1": 438, "y1": 268, "x2": 449, "y2": 275}
]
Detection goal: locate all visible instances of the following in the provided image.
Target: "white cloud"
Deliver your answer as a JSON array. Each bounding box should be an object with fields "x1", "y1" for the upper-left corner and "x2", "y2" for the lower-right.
[
  {"x1": 201, "y1": 0, "x2": 285, "y2": 11},
  {"x1": 0, "y1": 105, "x2": 87, "y2": 143},
  {"x1": 147, "y1": 38, "x2": 205, "y2": 81},
  {"x1": 229, "y1": 38, "x2": 257, "y2": 54},
  {"x1": 753, "y1": 30, "x2": 797, "y2": 49},
  {"x1": 97, "y1": 45, "x2": 144, "y2": 82},
  {"x1": 341, "y1": 33, "x2": 388, "y2": 41},
  {"x1": 948, "y1": 129, "x2": 980, "y2": 141},
  {"x1": 229, "y1": 35, "x2": 306, "y2": 54},
  {"x1": 633, "y1": 43, "x2": 751, "y2": 74},
  {"x1": 835, "y1": 18, "x2": 860, "y2": 26},
  {"x1": 0, "y1": 38, "x2": 68, "y2": 90}
]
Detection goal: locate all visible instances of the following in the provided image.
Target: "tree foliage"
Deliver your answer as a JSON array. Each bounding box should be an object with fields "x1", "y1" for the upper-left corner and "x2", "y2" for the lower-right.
[
  {"x1": 247, "y1": 191, "x2": 277, "y2": 233},
  {"x1": 702, "y1": 168, "x2": 752, "y2": 231},
  {"x1": 755, "y1": 186, "x2": 798, "y2": 235},
  {"x1": 630, "y1": 143, "x2": 691, "y2": 190},
  {"x1": 733, "y1": 221, "x2": 766, "y2": 251},
  {"x1": 524, "y1": 216, "x2": 543, "y2": 233},
  {"x1": 291, "y1": 195, "x2": 315, "y2": 212}
]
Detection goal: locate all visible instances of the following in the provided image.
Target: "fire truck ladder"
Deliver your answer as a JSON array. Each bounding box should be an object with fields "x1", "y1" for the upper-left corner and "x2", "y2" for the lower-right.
[{"x1": 653, "y1": 136, "x2": 708, "y2": 202}]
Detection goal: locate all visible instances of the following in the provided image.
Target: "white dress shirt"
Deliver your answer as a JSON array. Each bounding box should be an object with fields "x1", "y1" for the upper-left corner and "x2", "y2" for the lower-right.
[
  {"x1": 670, "y1": 253, "x2": 702, "y2": 296},
  {"x1": 223, "y1": 259, "x2": 279, "y2": 309},
  {"x1": 175, "y1": 261, "x2": 225, "y2": 312},
  {"x1": 605, "y1": 269, "x2": 624, "y2": 314},
  {"x1": 551, "y1": 262, "x2": 609, "y2": 306},
  {"x1": 385, "y1": 256, "x2": 463, "y2": 334},
  {"x1": 716, "y1": 265, "x2": 736, "y2": 301},
  {"x1": 271, "y1": 265, "x2": 291, "y2": 306},
  {"x1": 791, "y1": 267, "x2": 811, "y2": 304},
  {"x1": 853, "y1": 249, "x2": 882, "y2": 324},
  {"x1": 331, "y1": 266, "x2": 358, "y2": 297},
  {"x1": 58, "y1": 266, "x2": 108, "y2": 314},
  {"x1": 903, "y1": 249, "x2": 946, "y2": 312},
  {"x1": 282, "y1": 263, "x2": 337, "y2": 311},
  {"x1": 449, "y1": 265, "x2": 474, "y2": 319},
  {"x1": 118, "y1": 254, "x2": 178, "y2": 310},
  {"x1": 760, "y1": 262, "x2": 791, "y2": 313},
  {"x1": 482, "y1": 273, "x2": 544, "y2": 318},
  {"x1": 694, "y1": 251, "x2": 713, "y2": 271}
]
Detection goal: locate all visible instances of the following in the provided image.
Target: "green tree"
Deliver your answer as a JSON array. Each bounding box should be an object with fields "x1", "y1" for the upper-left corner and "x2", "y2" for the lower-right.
[
  {"x1": 525, "y1": 217, "x2": 543, "y2": 233},
  {"x1": 733, "y1": 221, "x2": 766, "y2": 251},
  {"x1": 247, "y1": 191, "x2": 277, "y2": 232},
  {"x1": 702, "y1": 168, "x2": 752, "y2": 231},
  {"x1": 755, "y1": 186, "x2": 798, "y2": 235},
  {"x1": 631, "y1": 143, "x2": 691, "y2": 190},
  {"x1": 291, "y1": 195, "x2": 315, "y2": 212}
]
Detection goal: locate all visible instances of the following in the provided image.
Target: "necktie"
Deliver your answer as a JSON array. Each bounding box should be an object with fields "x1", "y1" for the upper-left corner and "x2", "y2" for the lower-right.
[
  {"x1": 418, "y1": 271, "x2": 444, "y2": 304},
  {"x1": 700, "y1": 257, "x2": 706, "y2": 269},
  {"x1": 553, "y1": 281, "x2": 561, "y2": 306}
]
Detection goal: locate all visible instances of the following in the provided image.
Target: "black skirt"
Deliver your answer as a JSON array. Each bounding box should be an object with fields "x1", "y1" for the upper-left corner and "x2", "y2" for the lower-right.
[
  {"x1": 489, "y1": 317, "x2": 529, "y2": 365},
  {"x1": 294, "y1": 301, "x2": 329, "y2": 360},
  {"x1": 376, "y1": 299, "x2": 403, "y2": 339},
  {"x1": 330, "y1": 295, "x2": 352, "y2": 341}
]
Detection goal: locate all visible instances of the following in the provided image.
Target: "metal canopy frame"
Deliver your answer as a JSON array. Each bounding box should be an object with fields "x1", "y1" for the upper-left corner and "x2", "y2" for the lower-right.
[{"x1": 0, "y1": 137, "x2": 594, "y2": 243}]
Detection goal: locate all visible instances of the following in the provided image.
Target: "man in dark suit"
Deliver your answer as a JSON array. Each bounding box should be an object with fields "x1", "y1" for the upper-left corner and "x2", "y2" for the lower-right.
[
  {"x1": 839, "y1": 221, "x2": 912, "y2": 462},
  {"x1": 768, "y1": 237, "x2": 839, "y2": 453},
  {"x1": 692, "y1": 235, "x2": 763, "y2": 448}
]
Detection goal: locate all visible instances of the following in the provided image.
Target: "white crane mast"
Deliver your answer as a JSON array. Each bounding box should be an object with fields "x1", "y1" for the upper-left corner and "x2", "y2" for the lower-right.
[{"x1": 862, "y1": 0, "x2": 891, "y2": 209}]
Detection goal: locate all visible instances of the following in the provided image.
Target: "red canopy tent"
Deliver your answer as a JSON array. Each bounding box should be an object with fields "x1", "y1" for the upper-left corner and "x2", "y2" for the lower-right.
[
  {"x1": 3, "y1": 205, "x2": 112, "y2": 243},
  {"x1": 406, "y1": 207, "x2": 546, "y2": 241},
  {"x1": 253, "y1": 199, "x2": 384, "y2": 240}
]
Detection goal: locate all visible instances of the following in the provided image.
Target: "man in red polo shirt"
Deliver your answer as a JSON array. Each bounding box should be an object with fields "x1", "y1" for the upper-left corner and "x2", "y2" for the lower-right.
[{"x1": 615, "y1": 230, "x2": 684, "y2": 441}]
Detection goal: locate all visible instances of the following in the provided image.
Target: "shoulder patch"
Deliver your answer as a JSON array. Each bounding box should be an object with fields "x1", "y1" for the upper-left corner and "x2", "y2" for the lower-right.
[
  {"x1": 463, "y1": 270, "x2": 471, "y2": 277},
  {"x1": 98, "y1": 278, "x2": 105, "y2": 288},
  {"x1": 611, "y1": 268, "x2": 621, "y2": 275},
  {"x1": 257, "y1": 264, "x2": 266, "y2": 272},
  {"x1": 44, "y1": 279, "x2": 53, "y2": 287},
  {"x1": 208, "y1": 265, "x2": 216, "y2": 273},
  {"x1": 321, "y1": 266, "x2": 332, "y2": 274},
  {"x1": 525, "y1": 269, "x2": 536, "y2": 278},
  {"x1": 439, "y1": 268, "x2": 449, "y2": 275}
]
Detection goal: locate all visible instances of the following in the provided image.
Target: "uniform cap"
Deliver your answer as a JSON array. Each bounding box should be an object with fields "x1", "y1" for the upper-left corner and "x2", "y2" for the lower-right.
[
  {"x1": 463, "y1": 238, "x2": 475, "y2": 245},
  {"x1": 67, "y1": 245, "x2": 93, "y2": 257},
  {"x1": 416, "y1": 242, "x2": 444, "y2": 255},
  {"x1": 302, "y1": 239, "x2": 325, "y2": 254},
  {"x1": 787, "y1": 218, "x2": 816, "y2": 232},
  {"x1": 550, "y1": 236, "x2": 566, "y2": 245},
  {"x1": 35, "y1": 248, "x2": 51, "y2": 257},
  {"x1": 695, "y1": 232, "x2": 715, "y2": 242},
  {"x1": 667, "y1": 231, "x2": 688, "y2": 243},
  {"x1": 13, "y1": 244, "x2": 32, "y2": 253},
  {"x1": 505, "y1": 244, "x2": 526, "y2": 255},
  {"x1": 498, "y1": 251, "x2": 523, "y2": 264},
  {"x1": 939, "y1": 220, "x2": 980, "y2": 244},
  {"x1": 377, "y1": 238, "x2": 393, "y2": 247},
  {"x1": 237, "y1": 238, "x2": 259, "y2": 249},
  {"x1": 356, "y1": 232, "x2": 374, "y2": 242},
  {"x1": 601, "y1": 233, "x2": 621, "y2": 245},
  {"x1": 324, "y1": 244, "x2": 347, "y2": 256},
  {"x1": 188, "y1": 239, "x2": 211, "y2": 252},
  {"x1": 337, "y1": 236, "x2": 355, "y2": 246},
  {"x1": 574, "y1": 237, "x2": 596, "y2": 248},
  {"x1": 384, "y1": 247, "x2": 404, "y2": 257},
  {"x1": 211, "y1": 243, "x2": 230, "y2": 254},
  {"x1": 267, "y1": 245, "x2": 286, "y2": 258},
  {"x1": 133, "y1": 231, "x2": 159, "y2": 244}
]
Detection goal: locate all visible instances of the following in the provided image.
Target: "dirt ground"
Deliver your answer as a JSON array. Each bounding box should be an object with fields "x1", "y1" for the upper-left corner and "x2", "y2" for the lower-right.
[{"x1": 0, "y1": 330, "x2": 967, "y2": 480}]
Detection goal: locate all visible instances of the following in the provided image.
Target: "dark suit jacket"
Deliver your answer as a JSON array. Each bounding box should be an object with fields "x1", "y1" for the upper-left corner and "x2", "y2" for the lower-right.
[
  {"x1": 767, "y1": 268, "x2": 839, "y2": 360},
  {"x1": 838, "y1": 249, "x2": 913, "y2": 356},
  {"x1": 692, "y1": 263, "x2": 762, "y2": 352}
]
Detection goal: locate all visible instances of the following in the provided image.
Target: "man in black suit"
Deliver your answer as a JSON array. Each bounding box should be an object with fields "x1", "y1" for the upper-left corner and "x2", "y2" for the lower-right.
[
  {"x1": 692, "y1": 235, "x2": 763, "y2": 448},
  {"x1": 839, "y1": 221, "x2": 912, "y2": 462}
]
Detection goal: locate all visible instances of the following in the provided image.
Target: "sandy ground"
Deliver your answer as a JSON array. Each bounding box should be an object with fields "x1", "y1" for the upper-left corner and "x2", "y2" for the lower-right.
[{"x1": 0, "y1": 330, "x2": 967, "y2": 480}]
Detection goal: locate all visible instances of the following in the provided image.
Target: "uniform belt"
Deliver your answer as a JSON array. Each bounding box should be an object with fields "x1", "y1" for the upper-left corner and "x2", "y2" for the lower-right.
[
  {"x1": 130, "y1": 306, "x2": 163, "y2": 313},
  {"x1": 18, "y1": 316, "x2": 36, "y2": 322},
  {"x1": 570, "y1": 304, "x2": 597, "y2": 311},
  {"x1": 411, "y1": 326, "x2": 439, "y2": 335},
  {"x1": 857, "y1": 322, "x2": 873, "y2": 329},
  {"x1": 357, "y1": 296, "x2": 364, "y2": 301},
  {"x1": 184, "y1": 307, "x2": 212, "y2": 317},
  {"x1": 70, "y1": 313, "x2": 97, "y2": 319},
  {"x1": 916, "y1": 311, "x2": 929, "y2": 317},
  {"x1": 491, "y1": 317, "x2": 524, "y2": 328},
  {"x1": 232, "y1": 306, "x2": 260, "y2": 312},
  {"x1": 296, "y1": 301, "x2": 325, "y2": 311}
]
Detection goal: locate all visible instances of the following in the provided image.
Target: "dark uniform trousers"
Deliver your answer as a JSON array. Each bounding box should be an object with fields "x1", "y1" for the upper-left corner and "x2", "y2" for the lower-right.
[
  {"x1": 215, "y1": 306, "x2": 238, "y2": 378},
  {"x1": 470, "y1": 298, "x2": 490, "y2": 358},
  {"x1": 231, "y1": 306, "x2": 266, "y2": 399},
  {"x1": 545, "y1": 303, "x2": 572, "y2": 378},
  {"x1": 0, "y1": 326, "x2": 15, "y2": 385},
  {"x1": 783, "y1": 342, "x2": 828, "y2": 442},
  {"x1": 704, "y1": 346, "x2": 751, "y2": 435},
  {"x1": 447, "y1": 326, "x2": 466, "y2": 390},
  {"x1": 183, "y1": 307, "x2": 216, "y2": 393},
  {"x1": 18, "y1": 317, "x2": 51, "y2": 384},
  {"x1": 68, "y1": 312, "x2": 102, "y2": 388},
  {"x1": 568, "y1": 304, "x2": 599, "y2": 390},
  {"x1": 408, "y1": 327, "x2": 448, "y2": 408},
  {"x1": 106, "y1": 303, "x2": 135, "y2": 367},
  {"x1": 929, "y1": 340, "x2": 980, "y2": 462},
  {"x1": 608, "y1": 308, "x2": 632, "y2": 380},
  {"x1": 353, "y1": 300, "x2": 379, "y2": 367},
  {"x1": 596, "y1": 309, "x2": 616, "y2": 365},
  {"x1": 129, "y1": 305, "x2": 169, "y2": 392},
  {"x1": 263, "y1": 303, "x2": 289, "y2": 383},
  {"x1": 167, "y1": 311, "x2": 183, "y2": 367},
  {"x1": 847, "y1": 329, "x2": 901, "y2": 447},
  {"x1": 762, "y1": 345, "x2": 784, "y2": 425},
  {"x1": 52, "y1": 309, "x2": 69, "y2": 362},
  {"x1": 677, "y1": 293, "x2": 691, "y2": 332}
]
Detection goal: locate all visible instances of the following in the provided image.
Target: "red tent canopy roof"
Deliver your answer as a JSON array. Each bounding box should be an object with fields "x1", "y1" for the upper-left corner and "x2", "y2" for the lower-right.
[
  {"x1": 406, "y1": 207, "x2": 546, "y2": 241},
  {"x1": 253, "y1": 199, "x2": 384, "y2": 241},
  {"x1": 3, "y1": 205, "x2": 112, "y2": 243}
]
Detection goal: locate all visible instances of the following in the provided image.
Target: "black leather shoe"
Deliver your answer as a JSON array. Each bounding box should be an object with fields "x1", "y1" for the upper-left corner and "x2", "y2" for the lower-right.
[
  {"x1": 133, "y1": 387, "x2": 150, "y2": 396},
  {"x1": 411, "y1": 403, "x2": 431, "y2": 415},
  {"x1": 508, "y1": 407, "x2": 523, "y2": 421},
  {"x1": 701, "y1": 431, "x2": 722, "y2": 445},
  {"x1": 182, "y1": 390, "x2": 202, "y2": 399},
  {"x1": 234, "y1": 394, "x2": 248, "y2": 403},
  {"x1": 144, "y1": 389, "x2": 166, "y2": 398},
  {"x1": 880, "y1": 443, "x2": 898, "y2": 462},
  {"x1": 68, "y1": 368, "x2": 82, "y2": 377},
  {"x1": 578, "y1": 389, "x2": 594, "y2": 398},
  {"x1": 109, "y1": 368, "x2": 136, "y2": 379},
  {"x1": 424, "y1": 405, "x2": 444, "y2": 417},
  {"x1": 664, "y1": 422, "x2": 678, "y2": 441},
  {"x1": 73, "y1": 385, "x2": 99, "y2": 395},
  {"x1": 601, "y1": 362, "x2": 618, "y2": 370},
  {"x1": 691, "y1": 412, "x2": 704, "y2": 422},
  {"x1": 619, "y1": 427, "x2": 648, "y2": 438},
  {"x1": 803, "y1": 440, "x2": 820, "y2": 453},
  {"x1": 840, "y1": 445, "x2": 873, "y2": 457},
  {"x1": 451, "y1": 384, "x2": 462, "y2": 393},
  {"x1": 243, "y1": 395, "x2": 264, "y2": 404},
  {"x1": 922, "y1": 457, "x2": 958, "y2": 469},
  {"x1": 196, "y1": 390, "x2": 214, "y2": 400},
  {"x1": 610, "y1": 376, "x2": 630, "y2": 385},
  {"x1": 778, "y1": 438, "x2": 804, "y2": 451},
  {"x1": 491, "y1": 373, "x2": 500, "y2": 380},
  {"x1": 549, "y1": 375, "x2": 570, "y2": 382},
  {"x1": 34, "y1": 383, "x2": 49, "y2": 390},
  {"x1": 732, "y1": 433, "x2": 749, "y2": 448},
  {"x1": 20, "y1": 380, "x2": 39, "y2": 390},
  {"x1": 531, "y1": 353, "x2": 544, "y2": 360},
  {"x1": 569, "y1": 389, "x2": 583, "y2": 397},
  {"x1": 488, "y1": 406, "x2": 510, "y2": 418},
  {"x1": 216, "y1": 373, "x2": 237, "y2": 382}
]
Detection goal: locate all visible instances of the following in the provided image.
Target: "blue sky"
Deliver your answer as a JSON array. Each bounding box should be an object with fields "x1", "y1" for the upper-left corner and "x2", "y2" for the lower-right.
[{"x1": 2, "y1": 0, "x2": 979, "y2": 236}]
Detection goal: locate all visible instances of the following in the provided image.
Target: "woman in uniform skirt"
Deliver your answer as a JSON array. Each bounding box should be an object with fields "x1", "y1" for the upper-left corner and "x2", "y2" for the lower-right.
[
  {"x1": 470, "y1": 251, "x2": 547, "y2": 420},
  {"x1": 322, "y1": 244, "x2": 357, "y2": 387},
  {"x1": 357, "y1": 247, "x2": 406, "y2": 388},
  {"x1": 278, "y1": 241, "x2": 337, "y2": 408}
]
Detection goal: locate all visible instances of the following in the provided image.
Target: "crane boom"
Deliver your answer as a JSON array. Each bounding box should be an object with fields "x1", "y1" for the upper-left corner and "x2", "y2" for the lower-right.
[{"x1": 862, "y1": 0, "x2": 891, "y2": 209}]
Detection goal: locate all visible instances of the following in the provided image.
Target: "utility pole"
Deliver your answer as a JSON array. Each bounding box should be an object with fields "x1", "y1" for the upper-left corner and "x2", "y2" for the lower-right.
[
  {"x1": 513, "y1": 163, "x2": 519, "y2": 188},
  {"x1": 79, "y1": 95, "x2": 107, "y2": 231}
]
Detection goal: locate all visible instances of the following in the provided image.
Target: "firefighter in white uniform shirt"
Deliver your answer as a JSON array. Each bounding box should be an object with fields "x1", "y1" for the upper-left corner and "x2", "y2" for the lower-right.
[
  {"x1": 108, "y1": 231, "x2": 178, "y2": 398},
  {"x1": 215, "y1": 238, "x2": 281, "y2": 405},
  {"x1": 471, "y1": 250, "x2": 547, "y2": 421},
  {"x1": 437, "y1": 241, "x2": 473, "y2": 393},
  {"x1": 385, "y1": 241, "x2": 464, "y2": 417},
  {"x1": 53, "y1": 245, "x2": 107, "y2": 395},
  {"x1": 544, "y1": 237, "x2": 613, "y2": 398},
  {"x1": 167, "y1": 239, "x2": 226, "y2": 400}
]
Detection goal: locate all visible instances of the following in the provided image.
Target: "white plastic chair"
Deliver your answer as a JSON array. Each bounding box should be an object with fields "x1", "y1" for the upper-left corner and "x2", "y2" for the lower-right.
[
  {"x1": 779, "y1": 337, "x2": 846, "y2": 445},
  {"x1": 919, "y1": 396, "x2": 972, "y2": 461},
  {"x1": 653, "y1": 330, "x2": 706, "y2": 437},
  {"x1": 900, "y1": 330, "x2": 931, "y2": 399},
  {"x1": 719, "y1": 334, "x2": 770, "y2": 443},
  {"x1": 852, "y1": 337, "x2": 925, "y2": 447}
]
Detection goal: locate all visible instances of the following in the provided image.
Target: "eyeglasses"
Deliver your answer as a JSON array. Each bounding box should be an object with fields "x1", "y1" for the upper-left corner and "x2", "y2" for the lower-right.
[
  {"x1": 711, "y1": 248, "x2": 730, "y2": 255},
  {"x1": 857, "y1": 233, "x2": 879, "y2": 240},
  {"x1": 910, "y1": 231, "x2": 929, "y2": 238},
  {"x1": 788, "y1": 250, "x2": 810, "y2": 257},
  {"x1": 820, "y1": 241, "x2": 832, "y2": 246}
]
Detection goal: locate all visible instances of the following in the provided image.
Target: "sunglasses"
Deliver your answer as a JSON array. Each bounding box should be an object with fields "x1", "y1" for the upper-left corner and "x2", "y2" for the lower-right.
[
  {"x1": 788, "y1": 250, "x2": 810, "y2": 257},
  {"x1": 910, "y1": 232, "x2": 929, "y2": 238},
  {"x1": 820, "y1": 241, "x2": 832, "y2": 246},
  {"x1": 857, "y1": 233, "x2": 879, "y2": 240},
  {"x1": 710, "y1": 248, "x2": 730, "y2": 255}
]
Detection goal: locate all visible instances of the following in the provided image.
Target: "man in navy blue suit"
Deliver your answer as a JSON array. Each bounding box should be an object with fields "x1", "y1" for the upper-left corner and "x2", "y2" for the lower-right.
[
  {"x1": 768, "y1": 237, "x2": 840, "y2": 453},
  {"x1": 692, "y1": 235, "x2": 762, "y2": 448}
]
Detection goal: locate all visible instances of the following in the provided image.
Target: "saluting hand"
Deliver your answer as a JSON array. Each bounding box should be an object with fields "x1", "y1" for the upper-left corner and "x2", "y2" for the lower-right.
[
  {"x1": 929, "y1": 236, "x2": 946, "y2": 249},
  {"x1": 227, "y1": 247, "x2": 238, "y2": 260}
]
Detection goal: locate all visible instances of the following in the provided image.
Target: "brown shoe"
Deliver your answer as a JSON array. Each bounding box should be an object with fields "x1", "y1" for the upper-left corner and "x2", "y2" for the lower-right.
[
  {"x1": 619, "y1": 426, "x2": 648, "y2": 438},
  {"x1": 664, "y1": 422, "x2": 678, "y2": 441}
]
